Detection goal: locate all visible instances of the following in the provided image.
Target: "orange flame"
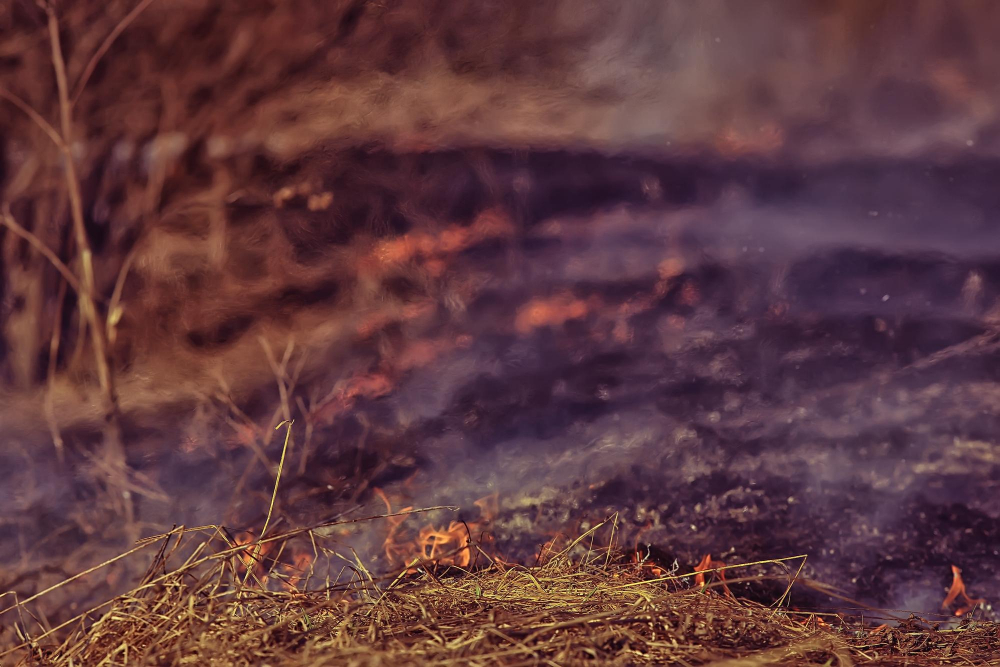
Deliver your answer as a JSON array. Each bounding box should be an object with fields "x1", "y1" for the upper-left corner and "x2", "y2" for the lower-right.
[
  {"x1": 233, "y1": 532, "x2": 316, "y2": 592},
  {"x1": 797, "y1": 613, "x2": 831, "y2": 629},
  {"x1": 515, "y1": 293, "x2": 590, "y2": 333},
  {"x1": 693, "y1": 553, "x2": 734, "y2": 599},
  {"x1": 281, "y1": 549, "x2": 315, "y2": 590},
  {"x1": 378, "y1": 489, "x2": 499, "y2": 571},
  {"x1": 233, "y1": 530, "x2": 275, "y2": 584},
  {"x1": 367, "y1": 208, "x2": 513, "y2": 271},
  {"x1": 631, "y1": 547, "x2": 667, "y2": 578},
  {"x1": 942, "y1": 565, "x2": 983, "y2": 616}
]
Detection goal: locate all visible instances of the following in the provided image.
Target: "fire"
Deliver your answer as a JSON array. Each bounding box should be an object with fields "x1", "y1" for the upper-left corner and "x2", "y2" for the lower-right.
[
  {"x1": 231, "y1": 531, "x2": 315, "y2": 591},
  {"x1": 313, "y1": 238, "x2": 700, "y2": 431},
  {"x1": 515, "y1": 293, "x2": 590, "y2": 334},
  {"x1": 942, "y1": 565, "x2": 983, "y2": 616},
  {"x1": 416, "y1": 523, "x2": 473, "y2": 565},
  {"x1": 797, "y1": 613, "x2": 831, "y2": 629},
  {"x1": 368, "y1": 207, "x2": 514, "y2": 270},
  {"x1": 282, "y1": 549, "x2": 315, "y2": 590},
  {"x1": 693, "y1": 553, "x2": 734, "y2": 599},
  {"x1": 232, "y1": 530, "x2": 272, "y2": 581},
  {"x1": 378, "y1": 489, "x2": 499, "y2": 571},
  {"x1": 311, "y1": 372, "x2": 394, "y2": 424},
  {"x1": 631, "y1": 549, "x2": 669, "y2": 578},
  {"x1": 630, "y1": 549, "x2": 734, "y2": 598}
]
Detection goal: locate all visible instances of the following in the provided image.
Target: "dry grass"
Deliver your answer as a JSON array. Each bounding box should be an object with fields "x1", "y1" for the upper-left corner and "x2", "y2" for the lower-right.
[{"x1": 3, "y1": 519, "x2": 998, "y2": 667}]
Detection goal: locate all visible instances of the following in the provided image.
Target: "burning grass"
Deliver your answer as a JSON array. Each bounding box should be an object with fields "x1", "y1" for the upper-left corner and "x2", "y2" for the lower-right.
[
  {"x1": 4, "y1": 517, "x2": 999, "y2": 666},
  {"x1": 3, "y1": 424, "x2": 998, "y2": 666}
]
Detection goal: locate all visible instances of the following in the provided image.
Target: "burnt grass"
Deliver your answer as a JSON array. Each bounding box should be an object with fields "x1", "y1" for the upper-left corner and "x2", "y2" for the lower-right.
[
  {"x1": 3, "y1": 3, "x2": 1000, "y2": 661},
  {"x1": 5, "y1": 149, "x2": 1000, "y2": 639}
]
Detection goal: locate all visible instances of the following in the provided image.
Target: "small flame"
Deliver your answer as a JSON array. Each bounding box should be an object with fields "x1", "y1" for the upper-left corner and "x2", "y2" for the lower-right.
[
  {"x1": 280, "y1": 549, "x2": 315, "y2": 590},
  {"x1": 630, "y1": 549, "x2": 667, "y2": 578},
  {"x1": 378, "y1": 489, "x2": 499, "y2": 571},
  {"x1": 515, "y1": 293, "x2": 590, "y2": 334},
  {"x1": 233, "y1": 530, "x2": 274, "y2": 584},
  {"x1": 942, "y1": 565, "x2": 983, "y2": 616},
  {"x1": 797, "y1": 613, "x2": 831, "y2": 629},
  {"x1": 367, "y1": 208, "x2": 513, "y2": 270},
  {"x1": 693, "y1": 553, "x2": 734, "y2": 599},
  {"x1": 232, "y1": 531, "x2": 315, "y2": 591}
]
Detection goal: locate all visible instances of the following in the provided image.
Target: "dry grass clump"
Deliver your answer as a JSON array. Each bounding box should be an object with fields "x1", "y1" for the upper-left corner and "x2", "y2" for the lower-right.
[{"x1": 4, "y1": 520, "x2": 999, "y2": 667}]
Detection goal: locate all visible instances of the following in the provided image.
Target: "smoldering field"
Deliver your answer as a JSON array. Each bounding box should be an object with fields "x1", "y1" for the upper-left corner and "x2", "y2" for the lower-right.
[{"x1": 2, "y1": 0, "x2": 1000, "y2": 630}]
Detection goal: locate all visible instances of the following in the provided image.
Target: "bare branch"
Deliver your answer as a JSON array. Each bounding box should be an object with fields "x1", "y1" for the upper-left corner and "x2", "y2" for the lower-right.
[
  {"x1": 1, "y1": 204, "x2": 82, "y2": 295},
  {"x1": 106, "y1": 246, "x2": 138, "y2": 344},
  {"x1": 0, "y1": 87, "x2": 65, "y2": 149},
  {"x1": 46, "y1": 5, "x2": 116, "y2": 404},
  {"x1": 71, "y1": 0, "x2": 159, "y2": 108}
]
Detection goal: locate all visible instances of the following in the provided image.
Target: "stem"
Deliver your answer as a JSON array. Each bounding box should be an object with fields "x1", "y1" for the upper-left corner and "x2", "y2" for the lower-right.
[
  {"x1": 46, "y1": 7, "x2": 118, "y2": 408},
  {"x1": 0, "y1": 205, "x2": 83, "y2": 295},
  {"x1": 47, "y1": 8, "x2": 114, "y2": 403},
  {"x1": 45, "y1": 279, "x2": 69, "y2": 464},
  {"x1": 46, "y1": 5, "x2": 131, "y2": 527},
  {"x1": 71, "y1": 0, "x2": 159, "y2": 108}
]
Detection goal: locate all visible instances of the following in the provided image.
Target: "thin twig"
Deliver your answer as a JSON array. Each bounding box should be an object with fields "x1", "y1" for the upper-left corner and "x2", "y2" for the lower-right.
[
  {"x1": 0, "y1": 204, "x2": 82, "y2": 294},
  {"x1": 259, "y1": 336, "x2": 295, "y2": 426},
  {"x1": 243, "y1": 420, "x2": 294, "y2": 589},
  {"x1": 47, "y1": 6, "x2": 111, "y2": 390},
  {"x1": 0, "y1": 87, "x2": 65, "y2": 148},
  {"x1": 106, "y1": 245, "x2": 138, "y2": 344},
  {"x1": 71, "y1": 0, "x2": 159, "y2": 108},
  {"x1": 45, "y1": 278, "x2": 69, "y2": 463}
]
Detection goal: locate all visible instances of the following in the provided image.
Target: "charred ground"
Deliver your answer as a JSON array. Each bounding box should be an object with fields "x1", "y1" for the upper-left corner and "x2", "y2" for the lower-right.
[
  {"x1": 4, "y1": 148, "x2": 999, "y2": 624},
  {"x1": 3, "y1": 1, "x2": 1000, "y2": 661}
]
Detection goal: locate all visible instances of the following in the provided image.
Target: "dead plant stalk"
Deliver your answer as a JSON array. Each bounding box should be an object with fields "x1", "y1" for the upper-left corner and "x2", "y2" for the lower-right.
[
  {"x1": 45, "y1": 5, "x2": 117, "y2": 411},
  {"x1": 0, "y1": 3, "x2": 132, "y2": 522}
]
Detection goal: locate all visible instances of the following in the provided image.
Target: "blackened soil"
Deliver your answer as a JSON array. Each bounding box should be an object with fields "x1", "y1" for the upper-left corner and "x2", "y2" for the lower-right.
[
  {"x1": 5, "y1": 150, "x2": 1000, "y2": 626},
  {"x1": 296, "y1": 151, "x2": 1000, "y2": 620}
]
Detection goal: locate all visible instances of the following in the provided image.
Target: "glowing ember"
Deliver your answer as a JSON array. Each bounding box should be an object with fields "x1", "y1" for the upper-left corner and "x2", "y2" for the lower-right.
[
  {"x1": 369, "y1": 208, "x2": 513, "y2": 268},
  {"x1": 796, "y1": 613, "x2": 831, "y2": 629},
  {"x1": 311, "y1": 373, "x2": 394, "y2": 424},
  {"x1": 515, "y1": 293, "x2": 591, "y2": 334},
  {"x1": 229, "y1": 531, "x2": 315, "y2": 591}
]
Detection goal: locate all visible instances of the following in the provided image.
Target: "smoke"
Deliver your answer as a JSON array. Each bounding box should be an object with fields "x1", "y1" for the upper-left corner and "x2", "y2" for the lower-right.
[{"x1": 3, "y1": 0, "x2": 1000, "y2": 620}]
